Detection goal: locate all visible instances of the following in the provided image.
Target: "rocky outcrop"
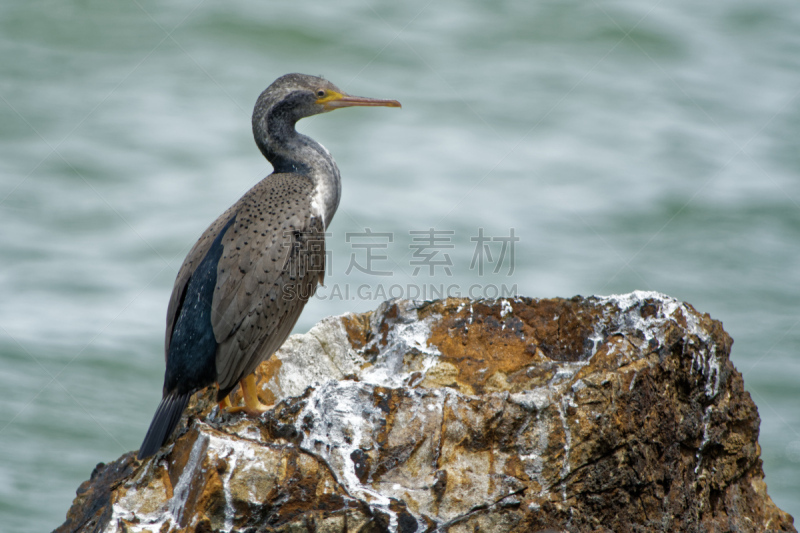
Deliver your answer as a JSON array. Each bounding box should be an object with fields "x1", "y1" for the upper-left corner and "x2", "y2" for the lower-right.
[{"x1": 56, "y1": 292, "x2": 795, "y2": 532}]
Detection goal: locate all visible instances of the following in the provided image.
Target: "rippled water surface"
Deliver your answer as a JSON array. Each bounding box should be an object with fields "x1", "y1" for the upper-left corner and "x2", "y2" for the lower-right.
[{"x1": 1, "y1": 0, "x2": 799, "y2": 530}]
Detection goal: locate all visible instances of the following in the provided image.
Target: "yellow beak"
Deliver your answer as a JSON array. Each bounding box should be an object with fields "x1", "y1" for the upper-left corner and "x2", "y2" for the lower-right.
[{"x1": 317, "y1": 91, "x2": 401, "y2": 111}]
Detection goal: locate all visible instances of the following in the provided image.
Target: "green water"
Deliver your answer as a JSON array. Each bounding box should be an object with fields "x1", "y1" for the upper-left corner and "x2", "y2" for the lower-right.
[{"x1": 1, "y1": 0, "x2": 799, "y2": 530}]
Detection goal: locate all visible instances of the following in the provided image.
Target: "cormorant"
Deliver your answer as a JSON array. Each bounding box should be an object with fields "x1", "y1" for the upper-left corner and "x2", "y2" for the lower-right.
[{"x1": 137, "y1": 73, "x2": 400, "y2": 459}]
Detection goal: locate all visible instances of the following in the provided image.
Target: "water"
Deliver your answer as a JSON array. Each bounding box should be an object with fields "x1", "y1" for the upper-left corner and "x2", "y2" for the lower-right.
[{"x1": 1, "y1": 0, "x2": 799, "y2": 530}]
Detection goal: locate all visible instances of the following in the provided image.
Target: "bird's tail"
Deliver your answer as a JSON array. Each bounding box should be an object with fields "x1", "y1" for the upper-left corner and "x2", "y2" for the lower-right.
[{"x1": 137, "y1": 392, "x2": 191, "y2": 460}]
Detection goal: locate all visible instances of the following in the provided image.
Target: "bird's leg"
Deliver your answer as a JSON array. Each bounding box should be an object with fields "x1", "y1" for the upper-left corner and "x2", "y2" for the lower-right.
[
  {"x1": 218, "y1": 395, "x2": 232, "y2": 410},
  {"x1": 242, "y1": 374, "x2": 271, "y2": 414},
  {"x1": 227, "y1": 374, "x2": 271, "y2": 415}
]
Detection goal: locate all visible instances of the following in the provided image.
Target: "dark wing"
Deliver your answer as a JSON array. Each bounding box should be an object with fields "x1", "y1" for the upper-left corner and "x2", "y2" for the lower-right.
[
  {"x1": 165, "y1": 203, "x2": 239, "y2": 359},
  {"x1": 209, "y1": 174, "x2": 326, "y2": 392}
]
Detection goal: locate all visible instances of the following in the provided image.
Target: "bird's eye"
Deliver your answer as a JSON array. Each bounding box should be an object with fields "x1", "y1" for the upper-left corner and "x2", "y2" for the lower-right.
[{"x1": 316, "y1": 89, "x2": 326, "y2": 97}]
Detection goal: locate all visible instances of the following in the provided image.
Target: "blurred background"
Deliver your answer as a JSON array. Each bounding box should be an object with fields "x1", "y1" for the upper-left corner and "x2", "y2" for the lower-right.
[{"x1": 1, "y1": 0, "x2": 799, "y2": 530}]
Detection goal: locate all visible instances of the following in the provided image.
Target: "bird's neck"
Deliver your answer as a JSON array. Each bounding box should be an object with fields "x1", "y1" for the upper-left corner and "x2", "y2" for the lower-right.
[{"x1": 256, "y1": 118, "x2": 341, "y2": 230}]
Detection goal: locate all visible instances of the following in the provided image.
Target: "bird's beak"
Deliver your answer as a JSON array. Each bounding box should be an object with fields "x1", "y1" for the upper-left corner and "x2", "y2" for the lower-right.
[{"x1": 317, "y1": 91, "x2": 401, "y2": 111}]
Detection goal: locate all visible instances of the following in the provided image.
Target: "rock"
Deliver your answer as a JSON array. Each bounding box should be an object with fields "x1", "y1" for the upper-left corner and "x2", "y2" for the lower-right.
[{"x1": 56, "y1": 292, "x2": 795, "y2": 533}]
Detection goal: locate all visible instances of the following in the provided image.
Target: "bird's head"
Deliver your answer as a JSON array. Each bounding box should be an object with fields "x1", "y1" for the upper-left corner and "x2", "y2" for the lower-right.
[{"x1": 253, "y1": 73, "x2": 400, "y2": 128}]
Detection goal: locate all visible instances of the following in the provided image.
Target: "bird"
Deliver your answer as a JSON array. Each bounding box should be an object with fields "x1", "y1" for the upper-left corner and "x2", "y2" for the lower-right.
[{"x1": 137, "y1": 73, "x2": 400, "y2": 459}]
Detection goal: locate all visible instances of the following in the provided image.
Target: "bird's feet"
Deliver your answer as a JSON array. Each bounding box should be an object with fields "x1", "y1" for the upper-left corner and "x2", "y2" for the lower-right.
[{"x1": 225, "y1": 374, "x2": 272, "y2": 416}]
